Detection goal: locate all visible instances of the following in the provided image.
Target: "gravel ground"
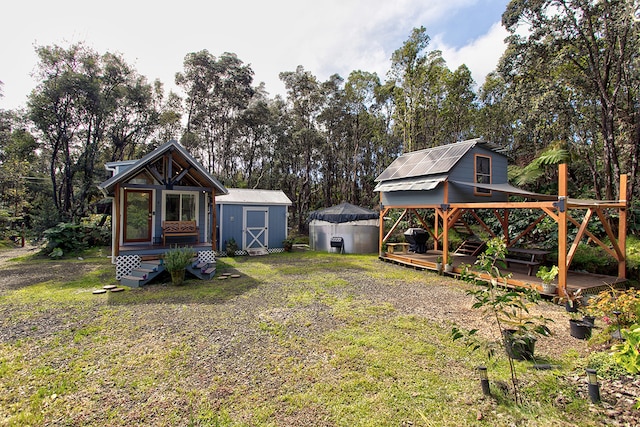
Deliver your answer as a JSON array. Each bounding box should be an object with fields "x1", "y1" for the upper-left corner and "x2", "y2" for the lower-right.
[{"x1": 0, "y1": 246, "x2": 637, "y2": 425}]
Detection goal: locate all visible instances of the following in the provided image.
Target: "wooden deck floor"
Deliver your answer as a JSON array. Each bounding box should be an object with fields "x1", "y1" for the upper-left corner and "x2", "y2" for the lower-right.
[
  {"x1": 379, "y1": 250, "x2": 626, "y2": 296},
  {"x1": 118, "y1": 242, "x2": 215, "y2": 256}
]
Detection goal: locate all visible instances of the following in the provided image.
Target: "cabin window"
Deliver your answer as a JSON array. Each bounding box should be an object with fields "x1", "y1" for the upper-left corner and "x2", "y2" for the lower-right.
[
  {"x1": 165, "y1": 193, "x2": 196, "y2": 221},
  {"x1": 474, "y1": 155, "x2": 491, "y2": 195}
]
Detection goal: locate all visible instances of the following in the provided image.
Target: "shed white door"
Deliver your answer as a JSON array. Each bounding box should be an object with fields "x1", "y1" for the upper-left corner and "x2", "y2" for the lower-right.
[{"x1": 243, "y1": 207, "x2": 269, "y2": 250}]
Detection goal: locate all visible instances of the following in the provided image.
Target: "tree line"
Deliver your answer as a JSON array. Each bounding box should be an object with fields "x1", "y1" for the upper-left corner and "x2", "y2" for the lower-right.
[{"x1": 0, "y1": 0, "x2": 638, "y2": 239}]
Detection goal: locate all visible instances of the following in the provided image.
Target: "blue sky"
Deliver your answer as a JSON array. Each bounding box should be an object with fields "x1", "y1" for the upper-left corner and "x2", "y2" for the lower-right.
[{"x1": 0, "y1": 0, "x2": 510, "y2": 111}]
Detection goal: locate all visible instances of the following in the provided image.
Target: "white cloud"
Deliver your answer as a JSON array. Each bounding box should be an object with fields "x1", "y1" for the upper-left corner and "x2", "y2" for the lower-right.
[
  {"x1": 0, "y1": 0, "x2": 507, "y2": 109},
  {"x1": 433, "y1": 21, "x2": 509, "y2": 88}
]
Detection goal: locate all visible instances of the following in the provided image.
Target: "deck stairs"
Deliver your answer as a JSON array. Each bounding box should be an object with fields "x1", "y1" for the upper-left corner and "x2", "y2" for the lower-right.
[
  {"x1": 454, "y1": 237, "x2": 486, "y2": 257},
  {"x1": 117, "y1": 250, "x2": 217, "y2": 287},
  {"x1": 185, "y1": 258, "x2": 216, "y2": 280},
  {"x1": 120, "y1": 258, "x2": 165, "y2": 288}
]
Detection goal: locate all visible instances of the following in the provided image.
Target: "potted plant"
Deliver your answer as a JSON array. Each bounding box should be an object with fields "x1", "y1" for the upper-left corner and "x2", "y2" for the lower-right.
[
  {"x1": 435, "y1": 256, "x2": 443, "y2": 272},
  {"x1": 562, "y1": 288, "x2": 583, "y2": 312},
  {"x1": 163, "y1": 246, "x2": 196, "y2": 285},
  {"x1": 225, "y1": 238, "x2": 239, "y2": 257},
  {"x1": 536, "y1": 265, "x2": 558, "y2": 294},
  {"x1": 444, "y1": 260, "x2": 453, "y2": 273},
  {"x1": 283, "y1": 237, "x2": 294, "y2": 252}
]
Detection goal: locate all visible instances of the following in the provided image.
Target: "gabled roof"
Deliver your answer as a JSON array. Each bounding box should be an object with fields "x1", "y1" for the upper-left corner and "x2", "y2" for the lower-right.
[
  {"x1": 375, "y1": 138, "x2": 504, "y2": 183},
  {"x1": 97, "y1": 140, "x2": 227, "y2": 196},
  {"x1": 216, "y1": 188, "x2": 292, "y2": 206}
]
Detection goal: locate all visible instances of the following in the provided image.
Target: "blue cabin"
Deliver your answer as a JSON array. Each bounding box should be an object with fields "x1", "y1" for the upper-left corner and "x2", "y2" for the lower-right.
[
  {"x1": 216, "y1": 189, "x2": 292, "y2": 255},
  {"x1": 374, "y1": 138, "x2": 515, "y2": 207}
]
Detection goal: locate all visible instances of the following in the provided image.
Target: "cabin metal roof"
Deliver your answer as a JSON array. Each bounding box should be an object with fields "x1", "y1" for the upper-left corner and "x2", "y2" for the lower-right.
[{"x1": 97, "y1": 140, "x2": 227, "y2": 196}]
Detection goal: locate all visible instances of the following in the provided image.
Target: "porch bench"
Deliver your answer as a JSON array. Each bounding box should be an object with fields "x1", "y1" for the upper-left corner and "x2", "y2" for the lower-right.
[
  {"x1": 504, "y1": 258, "x2": 541, "y2": 276},
  {"x1": 162, "y1": 220, "x2": 199, "y2": 246},
  {"x1": 387, "y1": 242, "x2": 410, "y2": 254}
]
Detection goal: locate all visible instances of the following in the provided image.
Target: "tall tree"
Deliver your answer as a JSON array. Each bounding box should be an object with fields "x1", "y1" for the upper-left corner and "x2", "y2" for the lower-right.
[{"x1": 502, "y1": 0, "x2": 639, "y2": 201}]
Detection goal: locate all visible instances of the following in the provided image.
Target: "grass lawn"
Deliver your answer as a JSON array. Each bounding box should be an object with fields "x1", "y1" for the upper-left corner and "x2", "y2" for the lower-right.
[{"x1": 0, "y1": 250, "x2": 608, "y2": 426}]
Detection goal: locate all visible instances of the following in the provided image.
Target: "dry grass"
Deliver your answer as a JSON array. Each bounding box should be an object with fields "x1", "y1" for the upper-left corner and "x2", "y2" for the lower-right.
[{"x1": 0, "y1": 248, "x2": 612, "y2": 426}]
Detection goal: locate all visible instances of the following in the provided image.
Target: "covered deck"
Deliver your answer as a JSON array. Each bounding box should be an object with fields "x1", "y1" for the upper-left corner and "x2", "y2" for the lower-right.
[{"x1": 379, "y1": 250, "x2": 626, "y2": 296}]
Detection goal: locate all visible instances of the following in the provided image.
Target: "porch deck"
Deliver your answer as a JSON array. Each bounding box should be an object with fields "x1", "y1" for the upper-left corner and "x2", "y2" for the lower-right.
[
  {"x1": 118, "y1": 242, "x2": 215, "y2": 257},
  {"x1": 379, "y1": 250, "x2": 627, "y2": 296}
]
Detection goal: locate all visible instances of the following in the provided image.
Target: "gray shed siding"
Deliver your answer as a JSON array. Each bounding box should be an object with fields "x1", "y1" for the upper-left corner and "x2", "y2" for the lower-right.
[
  {"x1": 381, "y1": 186, "x2": 445, "y2": 207},
  {"x1": 216, "y1": 203, "x2": 288, "y2": 251},
  {"x1": 447, "y1": 146, "x2": 508, "y2": 203}
]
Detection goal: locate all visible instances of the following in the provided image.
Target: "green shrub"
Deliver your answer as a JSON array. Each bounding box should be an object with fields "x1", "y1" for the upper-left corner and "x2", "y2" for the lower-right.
[
  {"x1": 42, "y1": 221, "x2": 110, "y2": 256},
  {"x1": 163, "y1": 246, "x2": 196, "y2": 272},
  {"x1": 587, "y1": 351, "x2": 629, "y2": 379},
  {"x1": 571, "y1": 242, "x2": 617, "y2": 275},
  {"x1": 611, "y1": 324, "x2": 640, "y2": 374}
]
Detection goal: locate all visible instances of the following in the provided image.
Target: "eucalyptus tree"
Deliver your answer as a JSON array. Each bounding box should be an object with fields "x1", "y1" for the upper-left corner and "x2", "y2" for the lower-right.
[
  {"x1": 502, "y1": 0, "x2": 639, "y2": 201},
  {"x1": 279, "y1": 66, "x2": 325, "y2": 232},
  {"x1": 475, "y1": 72, "x2": 516, "y2": 149},
  {"x1": 235, "y1": 84, "x2": 277, "y2": 188},
  {"x1": 442, "y1": 64, "x2": 477, "y2": 144},
  {"x1": 176, "y1": 50, "x2": 254, "y2": 181},
  {"x1": 28, "y1": 43, "x2": 161, "y2": 221}
]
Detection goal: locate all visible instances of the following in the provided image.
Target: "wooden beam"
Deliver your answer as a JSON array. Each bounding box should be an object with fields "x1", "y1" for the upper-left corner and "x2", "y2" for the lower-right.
[
  {"x1": 409, "y1": 208, "x2": 437, "y2": 241},
  {"x1": 566, "y1": 213, "x2": 616, "y2": 258},
  {"x1": 469, "y1": 210, "x2": 497, "y2": 238},
  {"x1": 619, "y1": 174, "x2": 628, "y2": 278},
  {"x1": 542, "y1": 207, "x2": 559, "y2": 222},
  {"x1": 509, "y1": 213, "x2": 546, "y2": 248},
  {"x1": 566, "y1": 209, "x2": 594, "y2": 267},
  {"x1": 558, "y1": 164, "x2": 568, "y2": 297},
  {"x1": 594, "y1": 208, "x2": 625, "y2": 260},
  {"x1": 433, "y1": 209, "x2": 440, "y2": 251},
  {"x1": 383, "y1": 209, "x2": 408, "y2": 243}
]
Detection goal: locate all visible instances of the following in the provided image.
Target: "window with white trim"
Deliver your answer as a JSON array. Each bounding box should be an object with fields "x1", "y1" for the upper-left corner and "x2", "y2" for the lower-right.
[{"x1": 165, "y1": 193, "x2": 196, "y2": 221}]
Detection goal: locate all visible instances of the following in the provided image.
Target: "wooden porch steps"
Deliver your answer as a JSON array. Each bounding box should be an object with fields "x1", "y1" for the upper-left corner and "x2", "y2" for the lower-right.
[
  {"x1": 455, "y1": 238, "x2": 486, "y2": 256},
  {"x1": 186, "y1": 259, "x2": 216, "y2": 280}
]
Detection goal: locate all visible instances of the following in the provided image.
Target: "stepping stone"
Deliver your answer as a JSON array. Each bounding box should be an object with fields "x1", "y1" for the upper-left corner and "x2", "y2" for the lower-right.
[
  {"x1": 92, "y1": 289, "x2": 107, "y2": 294},
  {"x1": 218, "y1": 276, "x2": 229, "y2": 280},
  {"x1": 103, "y1": 285, "x2": 117, "y2": 290},
  {"x1": 110, "y1": 288, "x2": 125, "y2": 292},
  {"x1": 222, "y1": 273, "x2": 231, "y2": 276},
  {"x1": 230, "y1": 274, "x2": 241, "y2": 278}
]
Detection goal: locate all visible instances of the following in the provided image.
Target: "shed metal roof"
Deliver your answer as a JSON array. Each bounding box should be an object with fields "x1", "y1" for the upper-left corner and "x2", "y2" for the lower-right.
[
  {"x1": 216, "y1": 188, "x2": 292, "y2": 206},
  {"x1": 375, "y1": 138, "x2": 504, "y2": 183}
]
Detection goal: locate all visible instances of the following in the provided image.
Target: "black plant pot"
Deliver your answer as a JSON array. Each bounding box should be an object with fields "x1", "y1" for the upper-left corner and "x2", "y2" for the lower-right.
[
  {"x1": 582, "y1": 315, "x2": 596, "y2": 327},
  {"x1": 569, "y1": 319, "x2": 592, "y2": 340},
  {"x1": 565, "y1": 301, "x2": 579, "y2": 313},
  {"x1": 503, "y1": 329, "x2": 537, "y2": 360}
]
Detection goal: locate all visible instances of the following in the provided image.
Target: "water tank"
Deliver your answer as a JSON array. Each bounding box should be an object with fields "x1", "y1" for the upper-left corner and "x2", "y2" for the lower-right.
[{"x1": 308, "y1": 203, "x2": 379, "y2": 254}]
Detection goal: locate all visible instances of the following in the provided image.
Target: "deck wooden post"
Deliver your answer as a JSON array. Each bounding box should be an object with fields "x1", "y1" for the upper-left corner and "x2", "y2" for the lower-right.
[
  {"x1": 558, "y1": 164, "x2": 568, "y2": 296},
  {"x1": 618, "y1": 174, "x2": 628, "y2": 279},
  {"x1": 113, "y1": 183, "x2": 121, "y2": 258}
]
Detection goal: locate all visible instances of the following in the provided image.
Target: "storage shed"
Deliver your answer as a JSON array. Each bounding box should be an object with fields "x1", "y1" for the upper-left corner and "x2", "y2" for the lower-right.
[
  {"x1": 308, "y1": 203, "x2": 379, "y2": 254},
  {"x1": 216, "y1": 188, "x2": 292, "y2": 255}
]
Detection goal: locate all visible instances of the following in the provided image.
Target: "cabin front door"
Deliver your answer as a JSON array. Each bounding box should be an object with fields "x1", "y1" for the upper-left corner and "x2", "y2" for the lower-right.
[
  {"x1": 124, "y1": 189, "x2": 152, "y2": 243},
  {"x1": 243, "y1": 207, "x2": 268, "y2": 250}
]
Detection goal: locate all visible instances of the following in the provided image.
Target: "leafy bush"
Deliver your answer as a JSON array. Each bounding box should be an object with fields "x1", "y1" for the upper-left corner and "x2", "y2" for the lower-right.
[
  {"x1": 586, "y1": 287, "x2": 640, "y2": 327},
  {"x1": 163, "y1": 246, "x2": 196, "y2": 272},
  {"x1": 611, "y1": 324, "x2": 640, "y2": 374},
  {"x1": 587, "y1": 351, "x2": 629, "y2": 379},
  {"x1": 42, "y1": 221, "x2": 110, "y2": 256},
  {"x1": 571, "y1": 242, "x2": 617, "y2": 275}
]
